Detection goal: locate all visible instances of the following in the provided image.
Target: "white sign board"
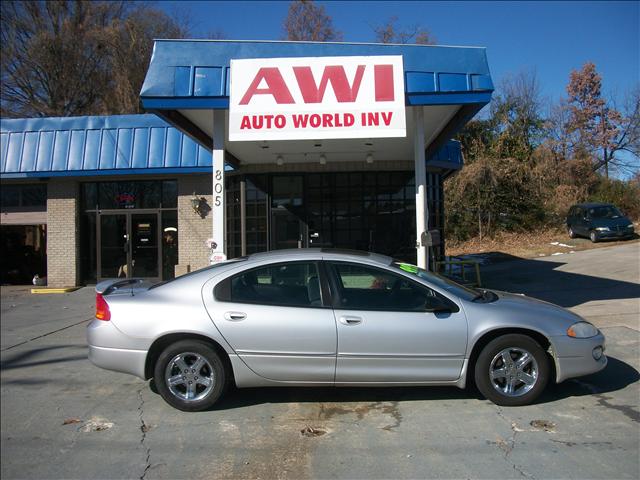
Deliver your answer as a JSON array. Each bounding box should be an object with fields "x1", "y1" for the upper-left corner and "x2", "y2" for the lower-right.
[{"x1": 229, "y1": 55, "x2": 406, "y2": 141}]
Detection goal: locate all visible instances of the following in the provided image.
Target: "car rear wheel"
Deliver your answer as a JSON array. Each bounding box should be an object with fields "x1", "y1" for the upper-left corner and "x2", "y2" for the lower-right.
[
  {"x1": 589, "y1": 231, "x2": 599, "y2": 243},
  {"x1": 154, "y1": 340, "x2": 228, "y2": 411},
  {"x1": 474, "y1": 334, "x2": 549, "y2": 406},
  {"x1": 568, "y1": 226, "x2": 577, "y2": 238}
]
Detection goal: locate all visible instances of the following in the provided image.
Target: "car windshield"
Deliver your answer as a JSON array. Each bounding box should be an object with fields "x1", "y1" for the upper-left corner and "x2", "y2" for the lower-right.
[
  {"x1": 391, "y1": 262, "x2": 479, "y2": 301},
  {"x1": 589, "y1": 206, "x2": 622, "y2": 219}
]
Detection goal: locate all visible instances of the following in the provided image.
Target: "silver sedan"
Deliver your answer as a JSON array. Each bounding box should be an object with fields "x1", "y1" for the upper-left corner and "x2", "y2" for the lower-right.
[{"x1": 87, "y1": 249, "x2": 607, "y2": 411}]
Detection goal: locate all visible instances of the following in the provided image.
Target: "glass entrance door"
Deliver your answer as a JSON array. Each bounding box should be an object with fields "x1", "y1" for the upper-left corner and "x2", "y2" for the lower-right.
[
  {"x1": 98, "y1": 212, "x2": 160, "y2": 281},
  {"x1": 271, "y1": 210, "x2": 307, "y2": 250},
  {"x1": 271, "y1": 175, "x2": 307, "y2": 250},
  {"x1": 131, "y1": 213, "x2": 159, "y2": 278},
  {"x1": 99, "y1": 214, "x2": 128, "y2": 279}
]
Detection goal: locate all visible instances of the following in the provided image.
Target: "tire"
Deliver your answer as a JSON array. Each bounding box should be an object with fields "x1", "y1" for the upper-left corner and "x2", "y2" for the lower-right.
[
  {"x1": 568, "y1": 226, "x2": 577, "y2": 239},
  {"x1": 474, "y1": 334, "x2": 549, "y2": 406},
  {"x1": 154, "y1": 340, "x2": 228, "y2": 411},
  {"x1": 589, "y1": 231, "x2": 599, "y2": 243}
]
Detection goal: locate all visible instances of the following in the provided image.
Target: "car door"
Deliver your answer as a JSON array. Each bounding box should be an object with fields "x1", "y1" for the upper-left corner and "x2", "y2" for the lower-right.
[
  {"x1": 327, "y1": 261, "x2": 468, "y2": 383},
  {"x1": 575, "y1": 207, "x2": 589, "y2": 235},
  {"x1": 204, "y1": 261, "x2": 336, "y2": 382}
]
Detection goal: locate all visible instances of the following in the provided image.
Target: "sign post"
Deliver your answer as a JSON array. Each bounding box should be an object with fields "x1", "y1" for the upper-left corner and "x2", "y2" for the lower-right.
[
  {"x1": 414, "y1": 107, "x2": 428, "y2": 270},
  {"x1": 210, "y1": 109, "x2": 226, "y2": 264}
]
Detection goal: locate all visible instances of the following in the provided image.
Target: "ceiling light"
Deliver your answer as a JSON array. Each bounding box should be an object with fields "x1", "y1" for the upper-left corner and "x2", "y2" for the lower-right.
[
  {"x1": 276, "y1": 155, "x2": 284, "y2": 166},
  {"x1": 366, "y1": 154, "x2": 374, "y2": 164},
  {"x1": 319, "y1": 154, "x2": 327, "y2": 165}
]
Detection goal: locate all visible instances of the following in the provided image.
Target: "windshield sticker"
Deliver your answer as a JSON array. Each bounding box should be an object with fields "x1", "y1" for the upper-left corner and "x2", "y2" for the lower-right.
[{"x1": 398, "y1": 263, "x2": 419, "y2": 274}]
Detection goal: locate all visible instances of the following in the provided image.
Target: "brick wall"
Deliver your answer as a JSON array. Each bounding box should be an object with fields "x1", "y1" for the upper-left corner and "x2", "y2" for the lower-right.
[
  {"x1": 46, "y1": 180, "x2": 78, "y2": 286},
  {"x1": 176, "y1": 175, "x2": 213, "y2": 275}
]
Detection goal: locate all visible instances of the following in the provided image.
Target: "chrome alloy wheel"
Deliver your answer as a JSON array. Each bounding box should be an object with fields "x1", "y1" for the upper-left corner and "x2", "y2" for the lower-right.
[
  {"x1": 489, "y1": 347, "x2": 539, "y2": 397},
  {"x1": 164, "y1": 352, "x2": 215, "y2": 402}
]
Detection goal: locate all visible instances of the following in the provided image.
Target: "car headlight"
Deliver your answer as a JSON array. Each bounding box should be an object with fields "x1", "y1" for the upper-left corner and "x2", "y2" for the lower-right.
[
  {"x1": 567, "y1": 321, "x2": 599, "y2": 338},
  {"x1": 626, "y1": 224, "x2": 634, "y2": 230},
  {"x1": 594, "y1": 227, "x2": 610, "y2": 232}
]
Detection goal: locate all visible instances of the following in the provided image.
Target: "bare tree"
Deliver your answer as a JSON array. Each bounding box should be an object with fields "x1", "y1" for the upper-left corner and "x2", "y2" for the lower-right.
[
  {"x1": 1, "y1": 0, "x2": 190, "y2": 117},
  {"x1": 1, "y1": 0, "x2": 126, "y2": 117},
  {"x1": 373, "y1": 16, "x2": 435, "y2": 45},
  {"x1": 107, "y1": 5, "x2": 189, "y2": 114},
  {"x1": 283, "y1": 0, "x2": 342, "y2": 42},
  {"x1": 489, "y1": 70, "x2": 546, "y2": 161}
]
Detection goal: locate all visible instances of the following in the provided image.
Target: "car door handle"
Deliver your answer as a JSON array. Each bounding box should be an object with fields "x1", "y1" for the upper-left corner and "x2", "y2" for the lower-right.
[
  {"x1": 339, "y1": 315, "x2": 362, "y2": 325},
  {"x1": 224, "y1": 311, "x2": 246, "y2": 321}
]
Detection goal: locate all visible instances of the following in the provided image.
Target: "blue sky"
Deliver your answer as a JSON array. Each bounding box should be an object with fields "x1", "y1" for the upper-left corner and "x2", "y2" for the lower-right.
[{"x1": 158, "y1": 1, "x2": 639, "y2": 108}]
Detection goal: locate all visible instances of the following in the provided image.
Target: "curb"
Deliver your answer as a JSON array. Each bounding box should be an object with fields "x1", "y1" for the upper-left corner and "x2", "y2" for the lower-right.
[{"x1": 31, "y1": 287, "x2": 81, "y2": 294}]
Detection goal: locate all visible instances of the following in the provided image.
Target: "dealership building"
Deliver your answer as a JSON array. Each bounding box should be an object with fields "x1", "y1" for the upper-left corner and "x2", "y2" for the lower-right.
[{"x1": 0, "y1": 40, "x2": 493, "y2": 287}]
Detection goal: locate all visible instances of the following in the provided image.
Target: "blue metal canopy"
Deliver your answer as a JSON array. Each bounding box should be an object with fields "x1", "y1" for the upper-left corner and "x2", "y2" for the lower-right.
[
  {"x1": 141, "y1": 40, "x2": 493, "y2": 110},
  {"x1": 0, "y1": 114, "x2": 213, "y2": 178},
  {"x1": 140, "y1": 40, "x2": 492, "y2": 160},
  {"x1": 0, "y1": 114, "x2": 463, "y2": 178}
]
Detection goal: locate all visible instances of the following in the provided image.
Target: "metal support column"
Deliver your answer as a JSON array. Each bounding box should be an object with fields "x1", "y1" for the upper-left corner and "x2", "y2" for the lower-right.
[
  {"x1": 211, "y1": 109, "x2": 227, "y2": 263},
  {"x1": 414, "y1": 107, "x2": 428, "y2": 270},
  {"x1": 240, "y1": 178, "x2": 247, "y2": 256}
]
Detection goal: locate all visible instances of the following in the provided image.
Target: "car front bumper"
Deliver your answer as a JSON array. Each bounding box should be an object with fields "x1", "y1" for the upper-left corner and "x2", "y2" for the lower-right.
[
  {"x1": 87, "y1": 319, "x2": 148, "y2": 379},
  {"x1": 552, "y1": 332, "x2": 607, "y2": 383},
  {"x1": 595, "y1": 229, "x2": 634, "y2": 239}
]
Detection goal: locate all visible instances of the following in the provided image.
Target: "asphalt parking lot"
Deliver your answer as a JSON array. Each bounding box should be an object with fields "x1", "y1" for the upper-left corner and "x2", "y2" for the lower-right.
[{"x1": 1, "y1": 243, "x2": 639, "y2": 480}]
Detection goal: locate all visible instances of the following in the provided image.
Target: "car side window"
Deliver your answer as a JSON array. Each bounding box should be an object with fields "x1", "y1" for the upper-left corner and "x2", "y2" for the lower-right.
[
  {"x1": 329, "y1": 262, "x2": 444, "y2": 312},
  {"x1": 216, "y1": 262, "x2": 322, "y2": 308}
]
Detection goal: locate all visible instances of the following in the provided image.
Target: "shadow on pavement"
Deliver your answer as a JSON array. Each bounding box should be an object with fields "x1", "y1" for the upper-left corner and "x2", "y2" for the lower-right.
[
  {"x1": 478, "y1": 252, "x2": 640, "y2": 308},
  {"x1": 0, "y1": 344, "x2": 87, "y2": 373},
  {"x1": 198, "y1": 355, "x2": 638, "y2": 411},
  {"x1": 542, "y1": 356, "x2": 640, "y2": 402}
]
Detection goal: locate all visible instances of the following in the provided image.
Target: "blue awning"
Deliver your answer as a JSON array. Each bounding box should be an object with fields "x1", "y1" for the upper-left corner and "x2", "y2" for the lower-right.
[
  {"x1": 0, "y1": 114, "x2": 214, "y2": 178},
  {"x1": 141, "y1": 40, "x2": 493, "y2": 110},
  {"x1": 1, "y1": 113, "x2": 462, "y2": 179},
  {"x1": 140, "y1": 40, "x2": 493, "y2": 157}
]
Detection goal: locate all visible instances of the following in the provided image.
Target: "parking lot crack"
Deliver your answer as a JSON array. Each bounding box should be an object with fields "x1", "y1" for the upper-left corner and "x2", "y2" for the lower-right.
[
  {"x1": 138, "y1": 389, "x2": 151, "y2": 480},
  {"x1": 493, "y1": 407, "x2": 535, "y2": 479}
]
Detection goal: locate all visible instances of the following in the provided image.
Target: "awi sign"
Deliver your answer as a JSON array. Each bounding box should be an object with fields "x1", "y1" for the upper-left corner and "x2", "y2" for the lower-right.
[{"x1": 229, "y1": 56, "x2": 406, "y2": 141}]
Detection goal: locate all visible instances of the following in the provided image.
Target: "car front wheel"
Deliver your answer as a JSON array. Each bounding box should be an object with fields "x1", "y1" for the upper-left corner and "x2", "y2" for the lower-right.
[
  {"x1": 589, "y1": 231, "x2": 599, "y2": 243},
  {"x1": 474, "y1": 334, "x2": 549, "y2": 406},
  {"x1": 154, "y1": 340, "x2": 228, "y2": 411}
]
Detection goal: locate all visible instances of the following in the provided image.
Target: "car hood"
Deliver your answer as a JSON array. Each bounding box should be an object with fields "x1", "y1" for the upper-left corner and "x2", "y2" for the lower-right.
[{"x1": 463, "y1": 290, "x2": 584, "y2": 337}]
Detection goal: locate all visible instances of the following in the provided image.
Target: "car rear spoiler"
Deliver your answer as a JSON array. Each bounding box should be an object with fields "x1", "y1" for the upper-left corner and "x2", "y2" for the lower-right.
[{"x1": 95, "y1": 278, "x2": 153, "y2": 296}]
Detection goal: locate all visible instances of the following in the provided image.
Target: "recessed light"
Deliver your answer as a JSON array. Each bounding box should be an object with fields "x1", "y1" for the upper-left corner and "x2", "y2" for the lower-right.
[
  {"x1": 314, "y1": 143, "x2": 322, "y2": 147},
  {"x1": 365, "y1": 142, "x2": 373, "y2": 146}
]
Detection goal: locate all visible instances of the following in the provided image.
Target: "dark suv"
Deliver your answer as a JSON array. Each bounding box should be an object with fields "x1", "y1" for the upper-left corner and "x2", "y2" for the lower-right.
[{"x1": 567, "y1": 203, "x2": 635, "y2": 242}]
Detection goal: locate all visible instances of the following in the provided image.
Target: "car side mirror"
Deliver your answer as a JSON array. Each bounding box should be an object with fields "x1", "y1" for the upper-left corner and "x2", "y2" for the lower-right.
[{"x1": 424, "y1": 297, "x2": 453, "y2": 313}]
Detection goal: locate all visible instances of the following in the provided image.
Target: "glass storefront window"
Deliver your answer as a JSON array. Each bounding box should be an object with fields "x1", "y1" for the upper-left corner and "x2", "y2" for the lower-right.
[
  {"x1": 79, "y1": 180, "x2": 177, "y2": 283},
  {"x1": 224, "y1": 171, "x2": 444, "y2": 266},
  {"x1": 81, "y1": 180, "x2": 177, "y2": 210},
  {"x1": 0, "y1": 184, "x2": 46, "y2": 208},
  {"x1": 80, "y1": 213, "x2": 97, "y2": 282}
]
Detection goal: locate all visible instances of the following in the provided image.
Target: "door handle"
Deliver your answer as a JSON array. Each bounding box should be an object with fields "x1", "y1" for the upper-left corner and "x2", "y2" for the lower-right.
[
  {"x1": 224, "y1": 311, "x2": 247, "y2": 321},
  {"x1": 339, "y1": 315, "x2": 362, "y2": 325}
]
